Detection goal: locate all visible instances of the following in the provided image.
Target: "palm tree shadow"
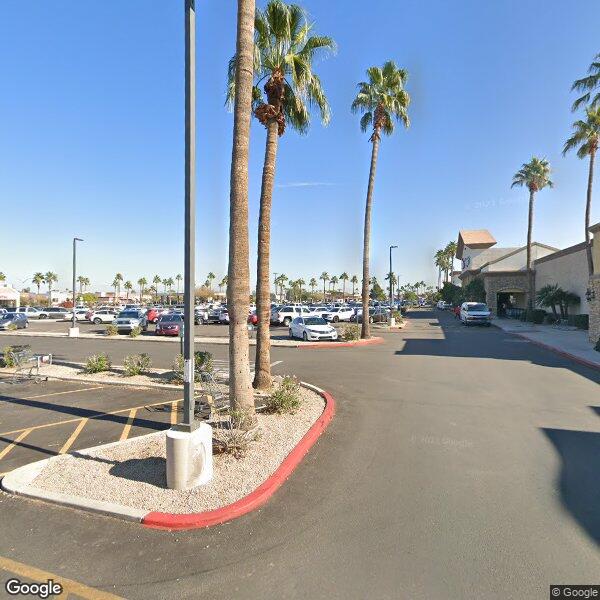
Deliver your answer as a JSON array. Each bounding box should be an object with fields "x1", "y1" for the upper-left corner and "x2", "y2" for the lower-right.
[{"x1": 542, "y1": 426, "x2": 600, "y2": 547}]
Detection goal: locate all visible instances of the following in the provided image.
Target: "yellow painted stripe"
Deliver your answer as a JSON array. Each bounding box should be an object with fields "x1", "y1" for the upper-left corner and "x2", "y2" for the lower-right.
[
  {"x1": 0, "y1": 555, "x2": 123, "y2": 599},
  {"x1": 119, "y1": 408, "x2": 137, "y2": 441},
  {"x1": 170, "y1": 400, "x2": 179, "y2": 425},
  {"x1": 0, "y1": 397, "x2": 184, "y2": 438},
  {"x1": 59, "y1": 418, "x2": 88, "y2": 454},
  {"x1": 23, "y1": 386, "x2": 104, "y2": 400},
  {"x1": 0, "y1": 429, "x2": 31, "y2": 461}
]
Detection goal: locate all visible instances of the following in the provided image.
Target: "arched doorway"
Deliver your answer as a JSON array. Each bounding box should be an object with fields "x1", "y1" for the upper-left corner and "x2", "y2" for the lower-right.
[{"x1": 497, "y1": 288, "x2": 526, "y2": 317}]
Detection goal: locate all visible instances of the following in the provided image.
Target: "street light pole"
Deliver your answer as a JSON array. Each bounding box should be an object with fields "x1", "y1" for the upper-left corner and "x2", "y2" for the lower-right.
[
  {"x1": 182, "y1": 0, "x2": 196, "y2": 431},
  {"x1": 389, "y1": 245, "x2": 397, "y2": 307},
  {"x1": 72, "y1": 238, "x2": 83, "y2": 330}
]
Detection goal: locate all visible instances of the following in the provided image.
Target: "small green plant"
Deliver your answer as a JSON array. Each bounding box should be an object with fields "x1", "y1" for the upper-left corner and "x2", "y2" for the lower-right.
[
  {"x1": 129, "y1": 326, "x2": 142, "y2": 338},
  {"x1": 212, "y1": 408, "x2": 259, "y2": 459},
  {"x1": 84, "y1": 353, "x2": 111, "y2": 374},
  {"x1": 171, "y1": 351, "x2": 214, "y2": 383},
  {"x1": 105, "y1": 324, "x2": 118, "y2": 336},
  {"x1": 340, "y1": 324, "x2": 360, "y2": 341},
  {"x1": 265, "y1": 375, "x2": 301, "y2": 414},
  {"x1": 1, "y1": 345, "x2": 15, "y2": 368},
  {"x1": 6, "y1": 323, "x2": 17, "y2": 331},
  {"x1": 195, "y1": 351, "x2": 214, "y2": 373},
  {"x1": 123, "y1": 353, "x2": 151, "y2": 377}
]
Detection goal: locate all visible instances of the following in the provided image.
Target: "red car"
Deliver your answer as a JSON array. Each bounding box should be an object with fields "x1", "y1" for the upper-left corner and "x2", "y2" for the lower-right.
[
  {"x1": 155, "y1": 314, "x2": 183, "y2": 336},
  {"x1": 146, "y1": 308, "x2": 159, "y2": 324},
  {"x1": 453, "y1": 305, "x2": 461, "y2": 318},
  {"x1": 248, "y1": 312, "x2": 258, "y2": 325}
]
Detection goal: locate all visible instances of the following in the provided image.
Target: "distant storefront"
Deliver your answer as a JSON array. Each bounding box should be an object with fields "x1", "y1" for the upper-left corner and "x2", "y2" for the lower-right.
[{"x1": 0, "y1": 285, "x2": 20, "y2": 308}]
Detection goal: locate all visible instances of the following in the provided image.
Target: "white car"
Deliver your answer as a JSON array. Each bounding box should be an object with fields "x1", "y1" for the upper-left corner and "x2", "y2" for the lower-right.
[
  {"x1": 272, "y1": 305, "x2": 315, "y2": 326},
  {"x1": 460, "y1": 302, "x2": 492, "y2": 326},
  {"x1": 289, "y1": 316, "x2": 338, "y2": 341},
  {"x1": 309, "y1": 306, "x2": 330, "y2": 318},
  {"x1": 10, "y1": 306, "x2": 43, "y2": 319},
  {"x1": 88, "y1": 309, "x2": 119, "y2": 324},
  {"x1": 322, "y1": 306, "x2": 354, "y2": 323},
  {"x1": 37, "y1": 307, "x2": 73, "y2": 320}
]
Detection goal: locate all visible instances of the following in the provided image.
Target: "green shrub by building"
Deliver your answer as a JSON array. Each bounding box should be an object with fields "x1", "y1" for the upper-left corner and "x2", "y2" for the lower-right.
[
  {"x1": 123, "y1": 353, "x2": 152, "y2": 377},
  {"x1": 265, "y1": 376, "x2": 301, "y2": 414},
  {"x1": 84, "y1": 353, "x2": 111, "y2": 374}
]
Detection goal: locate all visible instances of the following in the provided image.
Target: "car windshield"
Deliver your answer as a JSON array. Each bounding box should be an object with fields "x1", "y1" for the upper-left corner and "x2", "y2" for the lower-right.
[
  {"x1": 329, "y1": 308, "x2": 339, "y2": 312},
  {"x1": 119, "y1": 311, "x2": 139, "y2": 318},
  {"x1": 161, "y1": 315, "x2": 182, "y2": 322},
  {"x1": 467, "y1": 304, "x2": 488, "y2": 312},
  {"x1": 305, "y1": 317, "x2": 327, "y2": 325}
]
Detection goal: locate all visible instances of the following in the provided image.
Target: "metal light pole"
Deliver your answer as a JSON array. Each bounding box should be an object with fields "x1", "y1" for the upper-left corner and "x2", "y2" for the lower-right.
[
  {"x1": 182, "y1": 0, "x2": 196, "y2": 430},
  {"x1": 72, "y1": 238, "x2": 83, "y2": 329},
  {"x1": 389, "y1": 245, "x2": 397, "y2": 307}
]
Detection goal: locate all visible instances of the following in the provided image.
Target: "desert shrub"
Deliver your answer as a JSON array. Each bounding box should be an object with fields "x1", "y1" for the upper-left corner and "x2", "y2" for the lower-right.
[
  {"x1": 6, "y1": 323, "x2": 17, "y2": 331},
  {"x1": 84, "y1": 353, "x2": 111, "y2": 373},
  {"x1": 1, "y1": 345, "x2": 15, "y2": 368},
  {"x1": 171, "y1": 351, "x2": 214, "y2": 383},
  {"x1": 129, "y1": 326, "x2": 142, "y2": 338},
  {"x1": 123, "y1": 353, "x2": 151, "y2": 377},
  {"x1": 264, "y1": 376, "x2": 301, "y2": 414},
  {"x1": 340, "y1": 324, "x2": 360, "y2": 341},
  {"x1": 105, "y1": 324, "x2": 118, "y2": 336},
  {"x1": 212, "y1": 408, "x2": 259, "y2": 459}
]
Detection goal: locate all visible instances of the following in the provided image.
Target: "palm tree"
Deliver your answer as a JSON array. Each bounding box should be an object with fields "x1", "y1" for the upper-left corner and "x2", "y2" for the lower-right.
[
  {"x1": 113, "y1": 273, "x2": 123, "y2": 302},
  {"x1": 511, "y1": 157, "x2": 553, "y2": 307},
  {"x1": 309, "y1": 277, "x2": 317, "y2": 300},
  {"x1": 44, "y1": 271, "x2": 58, "y2": 304},
  {"x1": 330, "y1": 275, "x2": 339, "y2": 299},
  {"x1": 152, "y1": 275, "x2": 161, "y2": 303},
  {"x1": 219, "y1": 275, "x2": 228, "y2": 295},
  {"x1": 207, "y1": 272, "x2": 216, "y2": 291},
  {"x1": 320, "y1": 272, "x2": 329, "y2": 301},
  {"x1": 124, "y1": 280, "x2": 133, "y2": 300},
  {"x1": 165, "y1": 277, "x2": 175, "y2": 304},
  {"x1": 340, "y1": 272, "x2": 349, "y2": 301},
  {"x1": 33, "y1": 272, "x2": 44, "y2": 298},
  {"x1": 563, "y1": 105, "x2": 600, "y2": 275},
  {"x1": 351, "y1": 61, "x2": 410, "y2": 338},
  {"x1": 175, "y1": 274, "x2": 182, "y2": 301},
  {"x1": 227, "y1": 0, "x2": 256, "y2": 422},
  {"x1": 571, "y1": 53, "x2": 600, "y2": 112},
  {"x1": 149, "y1": 285, "x2": 157, "y2": 302},
  {"x1": 434, "y1": 249, "x2": 445, "y2": 289},
  {"x1": 444, "y1": 241, "x2": 457, "y2": 282},
  {"x1": 138, "y1": 277, "x2": 147, "y2": 302},
  {"x1": 228, "y1": 0, "x2": 334, "y2": 390},
  {"x1": 278, "y1": 274, "x2": 288, "y2": 300},
  {"x1": 351, "y1": 275, "x2": 358, "y2": 298},
  {"x1": 76, "y1": 275, "x2": 87, "y2": 294},
  {"x1": 297, "y1": 278, "x2": 305, "y2": 301},
  {"x1": 0, "y1": 272, "x2": 5, "y2": 283}
]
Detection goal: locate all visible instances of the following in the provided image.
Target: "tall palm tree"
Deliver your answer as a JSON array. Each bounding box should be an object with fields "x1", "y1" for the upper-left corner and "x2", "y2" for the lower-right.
[
  {"x1": 44, "y1": 271, "x2": 58, "y2": 304},
  {"x1": 434, "y1": 249, "x2": 445, "y2": 289},
  {"x1": 351, "y1": 61, "x2": 410, "y2": 338},
  {"x1": 309, "y1": 277, "x2": 317, "y2": 300},
  {"x1": 320, "y1": 272, "x2": 329, "y2": 301},
  {"x1": 33, "y1": 272, "x2": 44, "y2": 298},
  {"x1": 297, "y1": 278, "x2": 305, "y2": 301},
  {"x1": 340, "y1": 272, "x2": 349, "y2": 301},
  {"x1": 511, "y1": 157, "x2": 553, "y2": 306},
  {"x1": 351, "y1": 275, "x2": 358, "y2": 297},
  {"x1": 138, "y1": 277, "x2": 147, "y2": 302},
  {"x1": 219, "y1": 275, "x2": 228, "y2": 295},
  {"x1": 228, "y1": 0, "x2": 334, "y2": 390},
  {"x1": 113, "y1": 273, "x2": 123, "y2": 302},
  {"x1": 152, "y1": 275, "x2": 161, "y2": 303},
  {"x1": 227, "y1": 0, "x2": 257, "y2": 421},
  {"x1": 207, "y1": 272, "x2": 216, "y2": 291},
  {"x1": 330, "y1": 275, "x2": 339, "y2": 298},
  {"x1": 444, "y1": 241, "x2": 457, "y2": 281},
  {"x1": 124, "y1": 280, "x2": 133, "y2": 300},
  {"x1": 571, "y1": 53, "x2": 600, "y2": 112},
  {"x1": 278, "y1": 274, "x2": 288, "y2": 300},
  {"x1": 175, "y1": 274, "x2": 182, "y2": 300},
  {"x1": 76, "y1": 275, "x2": 87, "y2": 294},
  {"x1": 563, "y1": 105, "x2": 600, "y2": 275},
  {"x1": 165, "y1": 277, "x2": 175, "y2": 304}
]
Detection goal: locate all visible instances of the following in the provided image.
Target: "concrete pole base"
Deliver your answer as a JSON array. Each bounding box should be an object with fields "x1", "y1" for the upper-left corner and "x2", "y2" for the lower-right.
[
  {"x1": 166, "y1": 423, "x2": 213, "y2": 490},
  {"x1": 68, "y1": 327, "x2": 80, "y2": 337},
  {"x1": 389, "y1": 317, "x2": 396, "y2": 328}
]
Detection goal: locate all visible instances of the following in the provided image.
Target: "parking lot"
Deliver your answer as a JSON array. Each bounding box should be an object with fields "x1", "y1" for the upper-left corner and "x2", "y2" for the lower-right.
[{"x1": 0, "y1": 378, "x2": 182, "y2": 476}]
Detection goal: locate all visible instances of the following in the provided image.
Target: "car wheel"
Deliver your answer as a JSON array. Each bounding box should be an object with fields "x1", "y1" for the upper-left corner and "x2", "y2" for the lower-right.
[
  {"x1": 39, "y1": 314, "x2": 47, "y2": 319},
  {"x1": 24, "y1": 322, "x2": 29, "y2": 328},
  {"x1": 94, "y1": 318, "x2": 102, "y2": 325},
  {"x1": 333, "y1": 316, "x2": 339, "y2": 323},
  {"x1": 303, "y1": 332, "x2": 308, "y2": 341},
  {"x1": 369, "y1": 316, "x2": 374, "y2": 324},
  {"x1": 288, "y1": 328, "x2": 294, "y2": 339},
  {"x1": 283, "y1": 317, "x2": 291, "y2": 326}
]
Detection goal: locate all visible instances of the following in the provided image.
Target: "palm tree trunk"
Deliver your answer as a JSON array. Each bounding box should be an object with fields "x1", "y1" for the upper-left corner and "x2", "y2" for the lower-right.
[
  {"x1": 585, "y1": 149, "x2": 595, "y2": 275},
  {"x1": 526, "y1": 189, "x2": 535, "y2": 308},
  {"x1": 254, "y1": 119, "x2": 279, "y2": 390},
  {"x1": 361, "y1": 135, "x2": 381, "y2": 338},
  {"x1": 342, "y1": 281, "x2": 345, "y2": 302},
  {"x1": 227, "y1": 0, "x2": 256, "y2": 422}
]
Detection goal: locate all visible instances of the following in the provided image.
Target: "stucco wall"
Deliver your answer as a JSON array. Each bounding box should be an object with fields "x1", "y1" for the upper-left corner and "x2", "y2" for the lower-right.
[
  {"x1": 483, "y1": 273, "x2": 529, "y2": 313},
  {"x1": 534, "y1": 245, "x2": 589, "y2": 315}
]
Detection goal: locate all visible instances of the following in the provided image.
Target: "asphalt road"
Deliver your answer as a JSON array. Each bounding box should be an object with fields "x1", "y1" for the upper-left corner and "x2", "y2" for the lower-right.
[{"x1": 0, "y1": 309, "x2": 598, "y2": 599}]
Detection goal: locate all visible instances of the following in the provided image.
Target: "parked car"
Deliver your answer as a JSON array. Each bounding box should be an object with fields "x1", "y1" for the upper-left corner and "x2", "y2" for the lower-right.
[
  {"x1": 248, "y1": 312, "x2": 258, "y2": 326},
  {"x1": 0, "y1": 313, "x2": 28, "y2": 330},
  {"x1": 272, "y1": 306, "x2": 315, "y2": 326},
  {"x1": 114, "y1": 310, "x2": 148, "y2": 333},
  {"x1": 145, "y1": 308, "x2": 160, "y2": 324},
  {"x1": 73, "y1": 309, "x2": 89, "y2": 321},
  {"x1": 87, "y1": 309, "x2": 119, "y2": 324},
  {"x1": 9, "y1": 306, "x2": 42, "y2": 319},
  {"x1": 37, "y1": 307, "x2": 73, "y2": 320},
  {"x1": 453, "y1": 305, "x2": 461, "y2": 318},
  {"x1": 206, "y1": 308, "x2": 225, "y2": 324},
  {"x1": 322, "y1": 306, "x2": 354, "y2": 323},
  {"x1": 219, "y1": 309, "x2": 230, "y2": 324},
  {"x1": 195, "y1": 306, "x2": 209, "y2": 324},
  {"x1": 155, "y1": 313, "x2": 183, "y2": 336},
  {"x1": 289, "y1": 316, "x2": 338, "y2": 341},
  {"x1": 350, "y1": 307, "x2": 389, "y2": 324},
  {"x1": 460, "y1": 302, "x2": 492, "y2": 326}
]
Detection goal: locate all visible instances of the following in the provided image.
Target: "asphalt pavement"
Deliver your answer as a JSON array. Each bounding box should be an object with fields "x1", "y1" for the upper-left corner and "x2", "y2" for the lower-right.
[{"x1": 0, "y1": 309, "x2": 598, "y2": 599}]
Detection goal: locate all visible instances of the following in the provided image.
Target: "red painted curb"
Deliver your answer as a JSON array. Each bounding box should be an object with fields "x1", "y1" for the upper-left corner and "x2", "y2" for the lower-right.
[
  {"x1": 512, "y1": 332, "x2": 600, "y2": 372},
  {"x1": 298, "y1": 336, "x2": 385, "y2": 349},
  {"x1": 142, "y1": 387, "x2": 336, "y2": 530}
]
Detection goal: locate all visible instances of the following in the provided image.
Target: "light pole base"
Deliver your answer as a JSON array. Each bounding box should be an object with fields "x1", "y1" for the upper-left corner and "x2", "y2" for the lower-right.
[
  {"x1": 68, "y1": 327, "x2": 80, "y2": 338},
  {"x1": 166, "y1": 423, "x2": 213, "y2": 490}
]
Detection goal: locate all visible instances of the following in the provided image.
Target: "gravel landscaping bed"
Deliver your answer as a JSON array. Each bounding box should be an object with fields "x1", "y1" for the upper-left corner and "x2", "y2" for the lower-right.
[{"x1": 27, "y1": 386, "x2": 324, "y2": 514}]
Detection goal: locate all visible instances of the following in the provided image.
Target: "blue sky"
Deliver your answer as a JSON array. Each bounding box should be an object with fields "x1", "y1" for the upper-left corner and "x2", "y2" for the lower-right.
[{"x1": 1, "y1": 0, "x2": 599, "y2": 293}]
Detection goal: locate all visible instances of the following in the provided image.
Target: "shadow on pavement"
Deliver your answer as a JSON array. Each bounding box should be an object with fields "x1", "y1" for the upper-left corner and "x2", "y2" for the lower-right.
[
  {"x1": 395, "y1": 310, "x2": 600, "y2": 385},
  {"x1": 542, "y1": 426, "x2": 600, "y2": 547}
]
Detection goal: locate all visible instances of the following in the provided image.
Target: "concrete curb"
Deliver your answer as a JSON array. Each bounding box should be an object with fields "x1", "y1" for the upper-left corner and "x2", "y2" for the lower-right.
[
  {"x1": 1, "y1": 383, "x2": 336, "y2": 529},
  {"x1": 508, "y1": 331, "x2": 600, "y2": 372}
]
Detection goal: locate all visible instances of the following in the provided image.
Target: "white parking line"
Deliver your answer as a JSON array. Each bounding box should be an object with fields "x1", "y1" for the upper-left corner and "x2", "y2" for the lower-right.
[
  {"x1": 23, "y1": 386, "x2": 104, "y2": 400},
  {"x1": 270, "y1": 360, "x2": 283, "y2": 367}
]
